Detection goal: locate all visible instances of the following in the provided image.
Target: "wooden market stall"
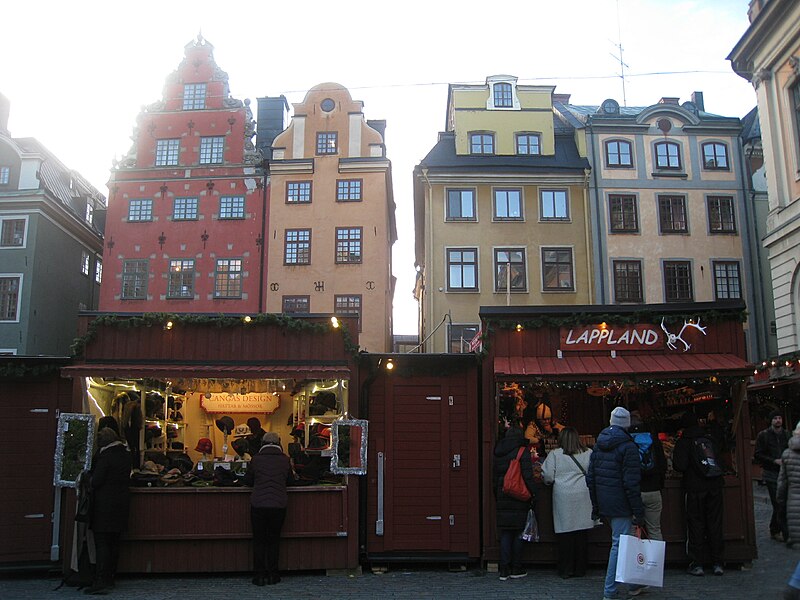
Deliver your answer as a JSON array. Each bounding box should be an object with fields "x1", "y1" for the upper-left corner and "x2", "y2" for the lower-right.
[
  {"x1": 479, "y1": 301, "x2": 757, "y2": 567},
  {"x1": 61, "y1": 312, "x2": 364, "y2": 574}
]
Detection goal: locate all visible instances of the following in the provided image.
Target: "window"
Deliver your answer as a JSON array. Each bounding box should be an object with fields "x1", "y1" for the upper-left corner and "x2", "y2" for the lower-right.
[
  {"x1": 81, "y1": 251, "x2": 90, "y2": 276},
  {"x1": 155, "y1": 139, "x2": 180, "y2": 166},
  {"x1": 702, "y1": 143, "x2": 729, "y2": 170},
  {"x1": 447, "y1": 248, "x2": 478, "y2": 291},
  {"x1": 516, "y1": 133, "x2": 540, "y2": 156},
  {"x1": 95, "y1": 259, "x2": 102, "y2": 284},
  {"x1": 173, "y1": 197, "x2": 198, "y2": 220},
  {"x1": 605, "y1": 140, "x2": 633, "y2": 167},
  {"x1": 128, "y1": 199, "x2": 153, "y2": 222},
  {"x1": 167, "y1": 259, "x2": 195, "y2": 298},
  {"x1": 0, "y1": 167, "x2": 9, "y2": 185},
  {"x1": 446, "y1": 189, "x2": 476, "y2": 221},
  {"x1": 287, "y1": 182, "x2": 312, "y2": 204},
  {"x1": 494, "y1": 248, "x2": 526, "y2": 292},
  {"x1": 654, "y1": 141, "x2": 681, "y2": 169},
  {"x1": 609, "y1": 195, "x2": 638, "y2": 232},
  {"x1": 85, "y1": 203, "x2": 94, "y2": 225},
  {"x1": 663, "y1": 260, "x2": 693, "y2": 302},
  {"x1": 793, "y1": 83, "x2": 800, "y2": 162},
  {"x1": 658, "y1": 195, "x2": 687, "y2": 233},
  {"x1": 449, "y1": 323, "x2": 479, "y2": 353},
  {"x1": 282, "y1": 296, "x2": 310, "y2": 314},
  {"x1": 219, "y1": 196, "x2": 245, "y2": 219},
  {"x1": 470, "y1": 133, "x2": 494, "y2": 155},
  {"x1": 121, "y1": 260, "x2": 148, "y2": 299},
  {"x1": 540, "y1": 189, "x2": 569, "y2": 220},
  {"x1": 493, "y1": 82, "x2": 513, "y2": 108},
  {"x1": 285, "y1": 229, "x2": 311, "y2": 265},
  {"x1": 199, "y1": 136, "x2": 224, "y2": 164},
  {"x1": 707, "y1": 196, "x2": 736, "y2": 233},
  {"x1": 336, "y1": 228, "x2": 362, "y2": 263},
  {"x1": 214, "y1": 259, "x2": 242, "y2": 298},
  {"x1": 336, "y1": 179, "x2": 362, "y2": 202},
  {"x1": 316, "y1": 132, "x2": 338, "y2": 155},
  {"x1": 183, "y1": 83, "x2": 206, "y2": 110},
  {"x1": 0, "y1": 276, "x2": 20, "y2": 320},
  {"x1": 0, "y1": 218, "x2": 26, "y2": 247},
  {"x1": 613, "y1": 260, "x2": 643, "y2": 303},
  {"x1": 542, "y1": 248, "x2": 574, "y2": 291},
  {"x1": 493, "y1": 189, "x2": 523, "y2": 220},
  {"x1": 713, "y1": 261, "x2": 741, "y2": 300},
  {"x1": 334, "y1": 294, "x2": 362, "y2": 331}
]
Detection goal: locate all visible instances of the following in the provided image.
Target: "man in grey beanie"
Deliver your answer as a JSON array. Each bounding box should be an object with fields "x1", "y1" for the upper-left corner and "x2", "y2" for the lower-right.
[
  {"x1": 587, "y1": 406, "x2": 645, "y2": 599},
  {"x1": 755, "y1": 410, "x2": 790, "y2": 541}
]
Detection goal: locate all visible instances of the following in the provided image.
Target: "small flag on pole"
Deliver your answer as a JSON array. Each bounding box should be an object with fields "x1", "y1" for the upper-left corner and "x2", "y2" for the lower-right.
[{"x1": 468, "y1": 328, "x2": 482, "y2": 353}]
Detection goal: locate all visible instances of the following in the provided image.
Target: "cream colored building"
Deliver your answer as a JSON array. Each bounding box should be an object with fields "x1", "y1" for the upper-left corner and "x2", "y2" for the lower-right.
[
  {"x1": 730, "y1": 0, "x2": 800, "y2": 357},
  {"x1": 267, "y1": 83, "x2": 396, "y2": 352},
  {"x1": 413, "y1": 76, "x2": 592, "y2": 353}
]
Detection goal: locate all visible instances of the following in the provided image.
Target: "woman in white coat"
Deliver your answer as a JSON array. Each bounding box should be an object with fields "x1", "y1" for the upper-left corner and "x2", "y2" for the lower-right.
[{"x1": 542, "y1": 426, "x2": 594, "y2": 578}]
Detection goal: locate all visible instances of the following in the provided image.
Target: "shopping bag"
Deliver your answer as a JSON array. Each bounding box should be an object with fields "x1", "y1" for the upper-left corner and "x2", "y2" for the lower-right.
[
  {"x1": 520, "y1": 508, "x2": 539, "y2": 542},
  {"x1": 614, "y1": 534, "x2": 665, "y2": 587},
  {"x1": 502, "y1": 447, "x2": 531, "y2": 502}
]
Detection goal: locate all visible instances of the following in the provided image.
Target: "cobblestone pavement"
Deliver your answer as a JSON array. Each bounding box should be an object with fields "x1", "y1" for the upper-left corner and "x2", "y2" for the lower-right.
[{"x1": 2, "y1": 483, "x2": 797, "y2": 600}]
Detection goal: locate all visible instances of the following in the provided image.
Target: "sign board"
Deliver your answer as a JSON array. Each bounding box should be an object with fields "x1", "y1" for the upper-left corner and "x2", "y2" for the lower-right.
[
  {"x1": 560, "y1": 325, "x2": 663, "y2": 351},
  {"x1": 201, "y1": 392, "x2": 280, "y2": 414}
]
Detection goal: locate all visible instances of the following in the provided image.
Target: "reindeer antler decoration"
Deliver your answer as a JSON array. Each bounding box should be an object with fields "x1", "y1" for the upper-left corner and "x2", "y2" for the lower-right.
[{"x1": 661, "y1": 317, "x2": 707, "y2": 352}]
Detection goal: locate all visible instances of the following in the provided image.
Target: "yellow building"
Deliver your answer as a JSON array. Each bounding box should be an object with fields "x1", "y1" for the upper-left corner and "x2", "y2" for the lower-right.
[
  {"x1": 413, "y1": 76, "x2": 592, "y2": 353},
  {"x1": 267, "y1": 83, "x2": 396, "y2": 352}
]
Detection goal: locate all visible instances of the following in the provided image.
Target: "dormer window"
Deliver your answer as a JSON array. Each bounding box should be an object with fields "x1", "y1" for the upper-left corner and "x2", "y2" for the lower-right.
[
  {"x1": 470, "y1": 133, "x2": 494, "y2": 155},
  {"x1": 85, "y1": 203, "x2": 94, "y2": 225},
  {"x1": 183, "y1": 83, "x2": 206, "y2": 110},
  {"x1": 486, "y1": 75, "x2": 519, "y2": 110},
  {"x1": 0, "y1": 167, "x2": 9, "y2": 185},
  {"x1": 493, "y1": 83, "x2": 513, "y2": 108},
  {"x1": 516, "y1": 133, "x2": 541, "y2": 156}
]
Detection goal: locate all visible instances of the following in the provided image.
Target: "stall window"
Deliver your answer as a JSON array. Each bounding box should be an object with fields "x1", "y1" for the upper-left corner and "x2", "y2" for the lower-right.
[
  {"x1": 167, "y1": 259, "x2": 195, "y2": 298},
  {"x1": 542, "y1": 247, "x2": 574, "y2": 291},
  {"x1": 663, "y1": 260, "x2": 693, "y2": 302},
  {"x1": 494, "y1": 248, "x2": 526, "y2": 292},
  {"x1": 447, "y1": 248, "x2": 478, "y2": 291},
  {"x1": 282, "y1": 295, "x2": 310, "y2": 313},
  {"x1": 658, "y1": 195, "x2": 687, "y2": 233},
  {"x1": 449, "y1": 323, "x2": 479, "y2": 353},
  {"x1": 613, "y1": 260, "x2": 643, "y2": 303},
  {"x1": 713, "y1": 261, "x2": 741, "y2": 300},
  {"x1": 334, "y1": 294, "x2": 362, "y2": 331},
  {"x1": 214, "y1": 258, "x2": 242, "y2": 298},
  {"x1": 121, "y1": 260, "x2": 148, "y2": 299},
  {"x1": 284, "y1": 229, "x2": 311, "y2": 265}
]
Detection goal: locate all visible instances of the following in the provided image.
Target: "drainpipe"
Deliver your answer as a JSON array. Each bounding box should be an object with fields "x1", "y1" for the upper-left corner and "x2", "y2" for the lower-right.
[
  {"x1": 586, "y1": 120, "x2": 606, "y2": 302},
  {"x1": 258, "y1": 161, "x2": 268, "y2": 313},
  {"x1": 583, "y1": 168, "x2": 593, "y2": 303},
  {"x1": 422, "y1": 168, "x2": 436, "y2": 352}
]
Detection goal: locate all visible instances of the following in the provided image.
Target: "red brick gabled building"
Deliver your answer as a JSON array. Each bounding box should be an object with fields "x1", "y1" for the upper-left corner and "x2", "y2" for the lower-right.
[{"x1": 99, "y1": 35, "x2": 267, "y2": 313}]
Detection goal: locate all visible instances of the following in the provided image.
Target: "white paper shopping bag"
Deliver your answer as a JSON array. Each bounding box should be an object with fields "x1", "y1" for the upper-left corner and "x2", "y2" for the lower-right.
[{"x1": 614, "y1": 534, "x2": 666, "y2": 587}]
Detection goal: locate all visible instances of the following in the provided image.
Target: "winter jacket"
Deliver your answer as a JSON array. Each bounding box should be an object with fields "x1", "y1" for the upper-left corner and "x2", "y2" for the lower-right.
[
  {"x1": 755, "y1": 427, "x2": 790, "y2": 483},
  {"x1": 542, "y1": 448, "x2": 594, "y2": 533},
  {"x1": 586, "y1": 426, "x2": 644, "y2": 519},
  {"x1": 778, "y1": 436, "x2": 800, "y2": 544},
  {"x1": 493, "y1": 427, "x2": 537, "y2": 531},
  {"x1": 628, "y1": 426, "x2": 667, "y2": 493},
  {"x1": 245, "y1": 443, "x2": 292, "y2": 508},
  {"x1": 672, "y1": 425, "x2": 724, "y2": 492},
  {"x1": 90, "y1": 442, "x2": 131, "y2": 533}
]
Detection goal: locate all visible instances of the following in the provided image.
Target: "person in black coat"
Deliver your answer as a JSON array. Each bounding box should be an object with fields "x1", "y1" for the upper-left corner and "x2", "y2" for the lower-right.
[
  {"x1": 629, "y1": 412, "x2": 667, "y2": 540},
  {"x1": 755, "y1": 410, "x2": 790, "y2": 541},
  {"x1": 87, "y1": 427, "x2": 131, "y2": 595},
  {"x1": 492, "y1": 425, "x2": 536, "y2": 581}
]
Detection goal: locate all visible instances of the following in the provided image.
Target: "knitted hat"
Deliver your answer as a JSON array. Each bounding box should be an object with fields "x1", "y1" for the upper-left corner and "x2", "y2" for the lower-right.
[
  {"x1": 769, "y1": 410, "x2": 782, "y2": 421},
  {"x1": 609, "y1": 406, "x2": 631, "y2": 429},
  {"x1": 262, "y1": 431, "x2": 281, "y2": 446}
]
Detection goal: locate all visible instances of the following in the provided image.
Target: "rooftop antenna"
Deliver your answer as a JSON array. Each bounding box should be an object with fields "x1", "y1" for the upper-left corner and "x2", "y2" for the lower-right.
[{"x1": 609, "y1": 0, "x2": 629, "y2": 107}]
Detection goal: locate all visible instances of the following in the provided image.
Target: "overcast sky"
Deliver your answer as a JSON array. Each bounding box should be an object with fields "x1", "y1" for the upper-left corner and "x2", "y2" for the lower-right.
[{"x1": 2, "y1": 0, "x2": 756, "y2": 335}]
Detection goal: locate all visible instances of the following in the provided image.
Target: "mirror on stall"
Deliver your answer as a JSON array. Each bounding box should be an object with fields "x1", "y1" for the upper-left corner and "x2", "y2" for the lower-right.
[
  {"x1": 330, "y1": 418, "x2": 368, "y2": 475},
  {"x1": 54, "y1": 413, "x2": 96, "y2": 488}
]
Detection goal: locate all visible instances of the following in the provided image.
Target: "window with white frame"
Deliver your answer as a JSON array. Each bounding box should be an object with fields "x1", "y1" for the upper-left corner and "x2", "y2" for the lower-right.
[
  {"x1": 336, "y1": 228, "x2": 362, "y2": 263},
  {"x1": 214, "y1": 258, "x2": 242, "y2": 298},
  {"x1": 609, "y1": 194, "x2": 638, "y2": 232},
  {"x1": 85, "y1": 203, "x2": 94, "y2": 225},
  {"x1": 541, "y1": 248, "x2": 574, "y2": 291},
  {"x1": 0, "y1": 218, "x2": 26, "y2": 247},
  {"x1": 316, "y1": 132, "x2": 338, "y2": 155},
  {"x1": 0, "y1": 167, "x2": 9, "y2": 185},
  {"x1": 713, "y1": 261, "x2": 741, "y2": 300},
  {"x1": 173, "y1": 197, "x2": 198, "y2": 220},
  {"x1": 81, "y1": 251, "x2": 90, "y2": 276},
  {"x1": 128, "y1": 199, "x2": 153, "y2": 222},
  {"x1": 219, "y1": 196, "x2": 245, "y2": 219},
  {"x1": 654, "y1": 141, "x2": 681, "y2": 169},
  {"x1": 183, "y1": 83, "x2": 206, "y2": 110},
  {"x1": 282, "y1": 295, "x2": 310, "y2": 313},
  {"x1": 199, "y1": 136, "x2": 224, "y2": 164},
  {"x1": 167, "y1": 259, "x2": 195, "y2": 298},
  {"x1": 663, "y1": 260, "x2": 693, "y2": 302},
  {"x1": 155, "y1": 139, "x2": 180, "y2": 166},
  {"x1": 540, "y1": 189, "x2": 569, "y2": 220},
  {"x1": 336, "y1": 179, "x2": 362, "y2": 202},
  {"x1": 702, "y1": 142, "x2": 729, "y2": 170},
  {"x1": 612, "y1": 260, "x2": 643, "y2": 303},
  {"x1": 449, "y1": 323, "x2": 480, "y2": 353},
  {"x1": 447, "y1": 248, "x2": 478, "y2": 291},
  {"x1": 494, "y1": 248, "x2": 526, "y2": 292},
  {"x1": 95, "y1": 259, "x2": 102, "y2": 284},
  {"x1": 285, "y1": 229, "x2": 311, "y2": 265},
  {"x1": 470, "y1": 133, "x2": 494, "y2": 155},
  {"x1": 121, "y1": 260, "x2": 148, "y2": 299},
  {"x1": 287, "y1": 182, "x2": 312, "y2": 204},
  {"x1": 493, "y1": 189, "x2": 523, "y2": 220},
  {"x1": 446, "y1": 189, "x2": 476, "y2": 221},
  {"x1": 516, "y1": 133, "x2": 540, "y2": 156},
  {"x1": 707, "y1": 196, "x2": 736, "y2": 233},
  {"x1": 0, "y1": 276, "x2": 21, "y2": 320},
  {"x1": 334, "y1": 294, "x2": 362, "y2": 331}
]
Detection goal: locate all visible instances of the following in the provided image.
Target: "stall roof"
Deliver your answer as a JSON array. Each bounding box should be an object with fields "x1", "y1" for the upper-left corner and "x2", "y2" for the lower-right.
[
  {"x1": 494, "y1": 353, "x2": 751, "y2": 379},
  {"x1": 61, "y1": 363, "x2": 351, "y2": 380},
  {"x1": 748, "y1": 373, "x2": 800, "y2": 392}
]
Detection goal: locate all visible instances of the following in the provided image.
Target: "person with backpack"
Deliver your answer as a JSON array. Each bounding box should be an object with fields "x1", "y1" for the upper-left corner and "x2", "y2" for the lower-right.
[
  {"x1": 493, "y1": 424, "x2": 537, "y2": 581},
  {"x1": 672, "y1": 411, "x2": 725, "y2": 576},
  {"x1": 755, "y1": 410, "x2": 790, "y2": 542},
  {"x1": 629, "y1": 412, "x2": 667, "y2": 541}
]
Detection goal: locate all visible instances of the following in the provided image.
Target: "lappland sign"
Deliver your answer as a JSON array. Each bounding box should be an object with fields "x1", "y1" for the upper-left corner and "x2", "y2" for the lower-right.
[{"x1": 559, "y1": 318, "x2": 707, "y2": 352}]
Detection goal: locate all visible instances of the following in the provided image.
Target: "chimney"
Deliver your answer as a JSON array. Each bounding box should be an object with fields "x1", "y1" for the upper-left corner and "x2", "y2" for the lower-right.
[
  {"x1": 659, "y1": 97, "x2": 680, "y2": 105},
  {"x1": 691, "y1": 91, "x2": 705, "y2": 112},
  {"x1": 553, "y1": 93, "x2": 571, "y2": 105},
  {"x1": 0, "y1": 92, "x2": 10, "y2": 134},
  {"x1": 256, "y1": 96, "x2": 290, "y2": 160}
]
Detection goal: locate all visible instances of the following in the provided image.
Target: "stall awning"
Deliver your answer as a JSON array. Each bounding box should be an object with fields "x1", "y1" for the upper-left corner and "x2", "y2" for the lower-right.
[
  {"x1": 494, "y1": 353, "x2": 751, "y2": 379},
  {"x1": 61, "y1": 363, "x2": 351, "y2": 380},
  {"x1": 748, "y1": 374, "x2": 800, "y2": 392}
]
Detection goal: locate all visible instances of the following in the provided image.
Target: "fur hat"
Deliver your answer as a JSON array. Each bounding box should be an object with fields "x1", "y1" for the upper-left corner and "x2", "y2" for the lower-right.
[
  {"x1": 262, "y1": 431, "x2": 281, "y2": 446},
  {"x1": 610, "y1": 406, "x2": 631, "y2": 429}
]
